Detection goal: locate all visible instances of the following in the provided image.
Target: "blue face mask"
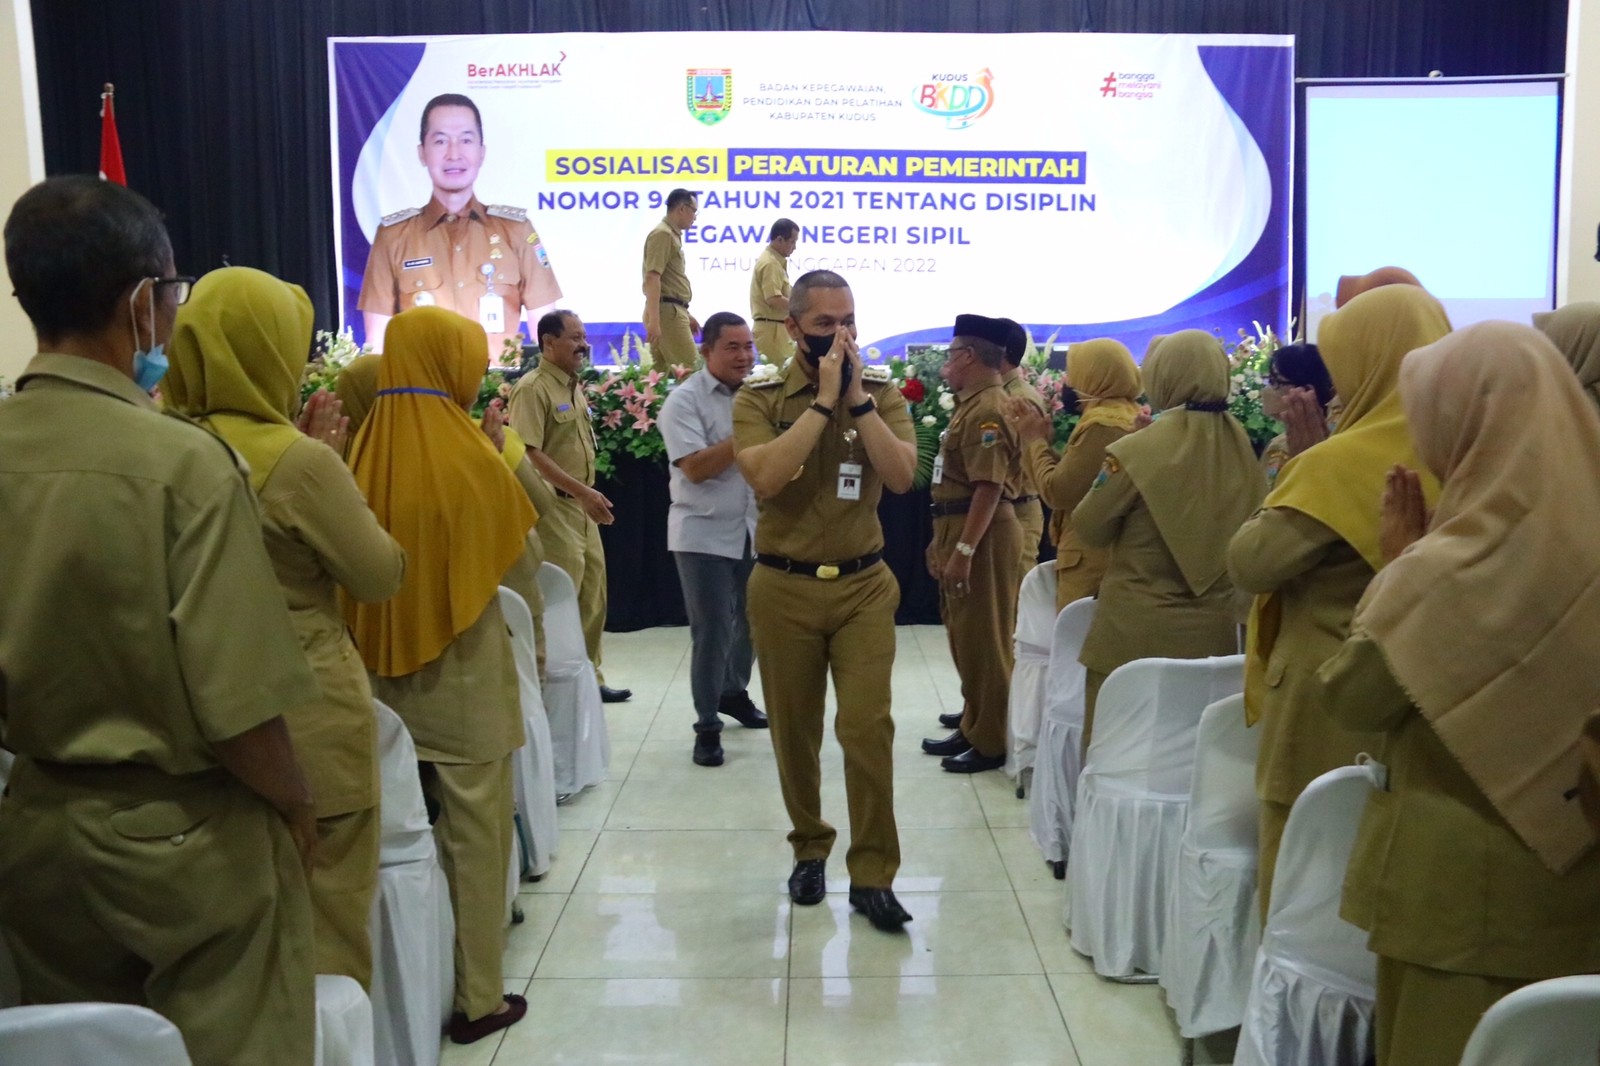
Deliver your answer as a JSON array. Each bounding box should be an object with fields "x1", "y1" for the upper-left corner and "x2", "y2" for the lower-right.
[{"x1": 129, "y1": 277, "x2": 167, "y2": 392}]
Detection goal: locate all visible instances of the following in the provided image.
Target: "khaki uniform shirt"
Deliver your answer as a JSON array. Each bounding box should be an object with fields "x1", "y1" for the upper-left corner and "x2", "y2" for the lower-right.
[
  {"x1": 749, "y1": 247, "x2": 791, "y2": 322},
  {"x1": 1228, "y1": 506, "x2": 1384, "y2": 808},
  {"x1": 1073, "y1": 455, "x2": 1240, "y2": 676},
  {"x1": 732, "y1": 361, "x2": 914, "y2": 561},
  {"x1": 1026, "y1": 422, "x2": 1129, "y2": 604},
  {"x1": 932, "y1": 382, "x2": 1019, "y2": 505},
  {"x1": 1000, "y1": 369, "x2": 1046, "y2": 500},
  {"x1": 358, "y1": 195, "x2": 562, "y2": 356},
  {"x1": 507, "y1": 362, "x2": 596, "y2": 487},
  {"x1": 643, "y1": 219, "x2": 692, "y2": 303},
  {"x1": 257, "y1": 436, "x2": 406, "y2": 816},
  {"x1": 0, "y1": 354, "x2": 319, "y2": 775},
  {"x1": 1323, "y1": 635, "x2": 1600, "y2": 980}
]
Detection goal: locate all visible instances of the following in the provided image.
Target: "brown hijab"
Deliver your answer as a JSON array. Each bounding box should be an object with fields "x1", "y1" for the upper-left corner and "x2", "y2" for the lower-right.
[
  {"x1": 1335, "y1": 265, "x2": 1422, "y2": 309},
  {"x1": 1533, "y1": 301, "x2": 1600, "y2": 415},
  {"x1": 1355, "y1": 321, "x2": 1600, "y2": 873}
]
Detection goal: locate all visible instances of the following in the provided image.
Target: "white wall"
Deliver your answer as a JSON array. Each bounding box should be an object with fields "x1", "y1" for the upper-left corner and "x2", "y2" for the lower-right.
[
  {"x1": 1562, "y1": 0, "x2": 1600, "y2": 304},
  {"x1": 0, "y1": 0, "x2": 45, "y2": 382}
]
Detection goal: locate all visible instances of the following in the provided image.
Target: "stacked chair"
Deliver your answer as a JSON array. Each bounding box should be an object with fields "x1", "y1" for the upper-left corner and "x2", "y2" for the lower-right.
[
  {"x1": 1027, "y1": 596, "x2": 1096, "y2": 878},
  {"x1": 536, "y1": 562, "x2": 609, "y2": 798}
]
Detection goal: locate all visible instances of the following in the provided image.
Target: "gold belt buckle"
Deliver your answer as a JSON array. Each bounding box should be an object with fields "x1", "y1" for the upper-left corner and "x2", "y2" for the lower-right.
[{"x1": 815, "y1": 564, "x2": 841, "y2": 581}]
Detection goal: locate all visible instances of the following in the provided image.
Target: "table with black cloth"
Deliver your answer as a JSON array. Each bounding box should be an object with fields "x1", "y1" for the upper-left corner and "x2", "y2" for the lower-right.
[{"x1": 599, "y1": 455, "x2": 1055, "y2": 631}]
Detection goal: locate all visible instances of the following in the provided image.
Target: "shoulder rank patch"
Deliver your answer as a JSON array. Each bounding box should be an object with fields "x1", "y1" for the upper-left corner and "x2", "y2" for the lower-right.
[
  {"x1": 746, "y1": 377, "x2": 783, "y2": 389},
  {"x1": 1092, "y1": 454, "x2": 1121, "y2": 489},
  {"x1": 380, "y1": 206, "x2": 421, "y2": 227},
  {"x1": 861, "y1": 364, "x2": 891, "y2": 385},
  {"x1": 979, "y1": 421, "x2": 1001, "y2": 448},
  {"x1": 486, "y1": 204, "x2": 529, "y2": 222}
]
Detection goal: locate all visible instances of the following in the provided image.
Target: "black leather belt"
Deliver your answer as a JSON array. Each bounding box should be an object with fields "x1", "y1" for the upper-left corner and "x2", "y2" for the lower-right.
[
  {"x1": 1009, "y1": 494, "x2": 1040, "y2": 506},
  {"x1": 930, "y1": 499, "x2": 1016, "y2": 518},
  {"x1": 756, "y1": 552, "x2": 882, "y2": 580},
  {"x1": 661, "y1": 296, "x2": 689, "y2": 308}
]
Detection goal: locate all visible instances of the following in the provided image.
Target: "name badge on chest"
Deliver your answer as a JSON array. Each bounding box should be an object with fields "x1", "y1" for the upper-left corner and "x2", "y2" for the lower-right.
[
  {"x1": 837, "y1": 462, "x2": 863, "y2": 501},
  {"x1": 479, "y1": 293, "x2": 506, "y2": 333}
]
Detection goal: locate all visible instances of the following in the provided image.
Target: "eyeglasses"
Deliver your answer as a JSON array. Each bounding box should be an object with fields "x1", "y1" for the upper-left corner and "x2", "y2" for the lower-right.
[
  {"x1": 152, "y1": 276, "x2": 196, "y2": 305},
  {"x1": 947, "y1": 344, "x2": 974, "y2": 358}
]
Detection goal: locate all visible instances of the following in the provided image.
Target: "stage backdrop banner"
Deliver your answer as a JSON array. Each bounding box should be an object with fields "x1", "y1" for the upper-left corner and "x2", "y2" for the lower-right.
[{"x1": 330, "y1": 32, "x2": 1291, "y2": 361}]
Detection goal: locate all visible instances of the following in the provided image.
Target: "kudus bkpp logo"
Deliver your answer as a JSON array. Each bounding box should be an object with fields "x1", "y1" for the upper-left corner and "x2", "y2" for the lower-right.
[{"x1": 912, "y1": 68, "x2": 995, "y2": 130}]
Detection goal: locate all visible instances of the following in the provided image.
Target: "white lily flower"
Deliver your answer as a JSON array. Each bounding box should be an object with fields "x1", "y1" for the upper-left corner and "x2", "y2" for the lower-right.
[{"x1": 921, "y1": 415, "x2": 937, "y2": 426}]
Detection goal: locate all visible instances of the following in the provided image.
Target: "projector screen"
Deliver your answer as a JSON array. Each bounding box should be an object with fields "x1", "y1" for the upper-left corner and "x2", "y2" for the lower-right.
[
  {"x1": 329, "y1": 32, "x2": 1292, "y2": 362},
  {"x1": 1303, "y1": 79, "x2": 1561, "y2": 336}
]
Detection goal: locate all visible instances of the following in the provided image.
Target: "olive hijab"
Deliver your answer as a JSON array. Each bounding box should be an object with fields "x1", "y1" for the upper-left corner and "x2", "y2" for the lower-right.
[
  {"x1": 343, "y1": 307, "x2": 536, "y2": 677},
  {"x1": 1534, "y1": 301, "x2": 1600, "y2": 415},
  {"x1": 1107, "y1": 329, "x2": 1263, "y2": 595},
  {"x1": 1356, "y1": 322, "x2": 1600, "y2": 873},
  {"x1": 335, "y1": 353, "x2": 383, "y2": 442},
  {"x1": 162, "y1": 266, "x2": 314, "y2": 491},
  {"x1": 1064, "y1": 338, "x2": 1142, "y2": 440}
]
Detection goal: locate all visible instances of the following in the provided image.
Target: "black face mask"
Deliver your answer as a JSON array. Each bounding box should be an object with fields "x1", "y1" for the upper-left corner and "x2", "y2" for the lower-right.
[
  {"x1": 801, "y1": 331, "x2": 851, "y2": 393},
  {"x1": 1060, "y1": 383, "x2": 1081, "y2": 412}
]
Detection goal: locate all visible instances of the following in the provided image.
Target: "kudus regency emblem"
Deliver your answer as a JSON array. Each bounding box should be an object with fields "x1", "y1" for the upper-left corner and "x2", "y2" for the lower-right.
[
  {"x1": 687, "y1": 69, "x2": 733, "y2": 125},
  {"x1": 912, "y1": 68, "x2": 996, "y2": 130}
]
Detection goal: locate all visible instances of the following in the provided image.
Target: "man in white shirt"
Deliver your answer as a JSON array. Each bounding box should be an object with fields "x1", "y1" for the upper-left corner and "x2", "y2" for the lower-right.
[{"x1": 657, "y1": 311, "x2": 766, "y2": 766}]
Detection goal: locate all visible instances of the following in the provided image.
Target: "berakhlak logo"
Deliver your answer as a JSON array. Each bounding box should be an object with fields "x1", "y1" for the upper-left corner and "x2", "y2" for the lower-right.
[
  {"x1": 1100, "y1": 72, "x2": 1117, "y2": 97},
  {"x1": 687, "y1": 69, "x2": 733, "y2": 126},
  {"x1": 912, "y1": 68, "x2": 995, "y2": 130}
]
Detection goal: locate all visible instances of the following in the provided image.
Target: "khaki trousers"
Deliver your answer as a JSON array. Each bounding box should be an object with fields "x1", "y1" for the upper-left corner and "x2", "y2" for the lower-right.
[
  {"x1": 1256, "y1": 799, "x2": 1291, "y2": 924},
  {"x1": 1014, "y1": 498, "x2": 1044, "y2": 589},
  {"x1": 655, "y1": 302, "x2": 698, "y2": 370},
  {"x1": 753, "y1": 320, "x2": 794, "y2": 364},
  {"x1": 747, "y1": 562, "x2": 901, "y2": 888},
  {"x1": 542, "y1": 494, "x2": 609, "y2": 686},
  {"x1": 1376, "y1": 956, "x2": 1525, "y2": 1066},
  {"x1": 1083, "y1": 669, "x2": 1107, "y2": 759},
  {"x1": 0, "y1": 760, "x2": 315, "y2": 1066},
  {"x1": 309, "y1": 805, "x2": 379, "y2": 989},
  {"x1": 935, "y1": 510, "x2": 1021, "y2": 759},
  {"x1": 423, "y1": 756, "x2": 515, "y2": 1020}
]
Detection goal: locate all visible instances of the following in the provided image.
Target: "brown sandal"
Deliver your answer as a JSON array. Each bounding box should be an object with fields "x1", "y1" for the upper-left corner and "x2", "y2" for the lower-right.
[{"x1": 448, "y1": 993, "x2": 528, "y2": 1044}]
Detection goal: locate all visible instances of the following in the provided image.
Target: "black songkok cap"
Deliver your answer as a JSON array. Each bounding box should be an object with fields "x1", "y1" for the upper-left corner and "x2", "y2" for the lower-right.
[
  {"x1": 996, "y1": 317, "x2": 1028, "y2": 364},
  {"x1": 953, "y1": 314, "x2": 1012, "y2": 349}
]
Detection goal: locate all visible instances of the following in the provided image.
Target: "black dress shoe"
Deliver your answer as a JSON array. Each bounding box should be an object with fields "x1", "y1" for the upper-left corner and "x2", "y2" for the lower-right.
[
  {"x1": 848, "y1": 886, "x2": 912, "y2": 931},
  {"x1": 600, "y1": 685, "x2": 632, "y2": 703},
  {"x1": 789, "y1": 859, "x2": 826, "y2": 905},
  {"x1": 937, "y1": 711, "x2": 962, "y2": 730},
  {"x1": 693, "y1": 732, "x2": 724, "y2": 767},
  {"x1": 719, "y1": 691, "x2": 769, "y2": 729},
  {"x1": 941, "y1": 747, "x2": 1006, "y2": 774},
  {"x1": 921, "y1": 729, "x2": 970, "y2": 757}
]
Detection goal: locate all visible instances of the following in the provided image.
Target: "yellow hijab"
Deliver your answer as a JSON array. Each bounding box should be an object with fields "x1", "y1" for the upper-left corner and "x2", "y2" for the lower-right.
[
  {"x1": 1534, "y1": 301, "x2": 1600, "y2": 416},
  {"x1": 1109, "y1": 330, "x2": 1264, "y2": 595},
  {"x1": 343, "y1": 307, "x2": 536, "y2": 677},
  {"x1": 162, "y1": 267, "x2": 313, "y2": 491},
  {"x1": 336, "y1": 353, "x2": 383, "y2": 443},
  {"x1": 1357, "y1": 322, "x2": 1600, "y2": 872},
  {"x1": 1243, "y1": 286, "x2": 1451, "y2": 722},
  {"x1": 1065, "y1": 338, "x2": 1141, "y2": 440}
]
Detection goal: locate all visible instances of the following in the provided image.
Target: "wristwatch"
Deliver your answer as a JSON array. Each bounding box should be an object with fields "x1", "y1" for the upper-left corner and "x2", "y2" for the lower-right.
[
  {"x1": 954, "y1": 541, "x2": 977, "y2": 557},
  {"x1": 848, "y1": 396, "x2": 876, "y2": 418},
  {"x1": 810, "y1": 401, "x2": 835, "y2": 418}
]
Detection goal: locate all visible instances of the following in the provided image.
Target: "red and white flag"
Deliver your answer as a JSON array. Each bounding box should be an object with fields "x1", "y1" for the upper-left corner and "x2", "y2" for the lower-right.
[{"x1": 99, "y1": 83, "x2": 126, "y2": 185}]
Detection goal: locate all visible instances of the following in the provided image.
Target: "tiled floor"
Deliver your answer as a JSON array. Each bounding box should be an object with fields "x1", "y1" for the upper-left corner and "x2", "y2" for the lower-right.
[{"x1": 445, "y1": 625, "x2": 1204, "y2": 1066}]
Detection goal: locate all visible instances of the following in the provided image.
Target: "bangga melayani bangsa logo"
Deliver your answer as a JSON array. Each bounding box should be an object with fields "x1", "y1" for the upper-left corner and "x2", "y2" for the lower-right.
[{"x1": 913, "y1": 68, "x2": 995, "y2": 129}]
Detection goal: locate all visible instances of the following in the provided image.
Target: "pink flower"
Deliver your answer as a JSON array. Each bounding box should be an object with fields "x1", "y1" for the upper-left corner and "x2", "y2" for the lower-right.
[
  {"x1": 671, "y1": 363, "x2": 693, "y2": 381},
  {"x1": 641, "y1": 385, "x2": 659, "y2": 404},
  {"x1": 631, "y1": 414, "x2": 654, "y2": 432},
  {"x1": 603, "y1": 409, "x2": 624, "y2": 428},
  {"x1": 644, "y1": 369, "x2": 663, "y2": 387},
  {"x1": 1050, "y1": 397, "x2": 1064, "y2": 413},
  {"x1": 618, "y1": 381, "x2": 640, "y2": 402}
]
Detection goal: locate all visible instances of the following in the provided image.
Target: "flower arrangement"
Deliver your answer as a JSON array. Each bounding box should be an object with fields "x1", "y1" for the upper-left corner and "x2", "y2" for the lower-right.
[
  {"x1": 299, "y1": 327, "x2": 366, "y2": 404},
  {"x1": 1224, "y1": 321, "x2": 1282, "y2": 449},
  {"x1": 580, "y1": 330, "x2": 691, "y2": 478}
]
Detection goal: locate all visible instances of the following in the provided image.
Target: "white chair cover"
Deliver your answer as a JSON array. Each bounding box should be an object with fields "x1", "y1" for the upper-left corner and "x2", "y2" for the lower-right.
[
  {"x1": 1235, "y1": 762, "x2": 1380, "y2": 1066},
  {"x1": 1160, "y1": 692, "x2": 1262, "y2": 1036},
  {"x1": 537, "y1": 562, "x2": 609, "y2": 796},
  {"x1": 497, "y1": 586, "x2": 560, "y2": 879},
  {"x1": 314, "y1": 974, "x2": 375, "y2": 1066},
  {"x1": 1005, "y1": 562, "x2": 1058, "y2": 782},
  {"x1": 1027, "y1": 597, "x2": 1096, "y2": 865},
  {"x1": 1460, "y1": 975, "x2": 1600, "y2": 1066},
  {"x1": 0, "y1": 1003, "x2": 191, "y2": 1064},
  {"x1": 1066, "y1": 654, "x2": 1245, "y2": 978},
  {"x1": 369, "y1": 701, "x2": 453, "y2": 1066}
]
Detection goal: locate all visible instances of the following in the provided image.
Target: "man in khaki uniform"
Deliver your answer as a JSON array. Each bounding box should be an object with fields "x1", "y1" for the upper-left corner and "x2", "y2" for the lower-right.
[
  {"x1": 920, "y1": 316, "x2": 1023, "y2": 774},
  {"x1": 508, "y1": 310, "x2": 630, "y2": 702},
  {"x1": 359, "y1": 93, "x2": 562, "y2": 359},
  {"x1": 749, "y1": 219, "x2": 797, "y2": 362},
  {"x1": 998, "y1": 318, "x2": 1047, "y2": 581},
  {"x1": 641, "y1": 188, "x2": 701, "y2": 370},
  {"x1": 0, "y1": 176, "x2": 321, "y2": 1066},
  {"x1": 733, "y1": 269, "x2": 919, "y2": 932}
]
